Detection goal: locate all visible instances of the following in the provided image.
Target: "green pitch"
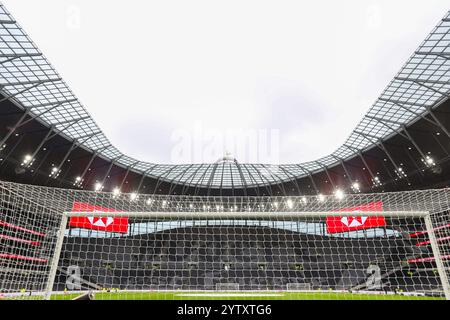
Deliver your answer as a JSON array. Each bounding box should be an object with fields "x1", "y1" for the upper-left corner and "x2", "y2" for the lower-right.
[{"x1": 49, "y1": 291, "x2": 444, "y2": 300}]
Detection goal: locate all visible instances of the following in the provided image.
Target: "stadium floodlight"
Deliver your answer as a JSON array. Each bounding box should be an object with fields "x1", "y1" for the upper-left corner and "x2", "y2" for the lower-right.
[
  {"x1": 49, "y1": 167, "x2": 60, "y2": 178},
  {"x1": 22, "y1": 154, "x2": 33, "y2": 166},
  {"x1": 423, "y1": 155, "x2": 436, "y2": 167},
  {"x1": 73, "y1": 176, "x2": 83, "y2": 187},
  {"x1": 301, "y1": 197, "x2": 307, "y2": 204},
  {"x1": 129, "y1": 192, "x2": 138, "y2": 201},
  {"x1": 396, "y1": 167, "x2": 407, "y2": 179},
  {"x1": 112, "y1": 187, "x2": 121, "y2": 197},
  {"x1": 351, "y1": 182, "x2": 361, "y2": 193},
  {"x1": 317, "y1": 194, "x2": 325, "y2": 202},
  {"x1": 372, "y1": 176, "x2": 382, "y2": 187},
  {"x1": 94, "y1": 182, "x2": 103, "y2": 192},
  {"x1": 334, "y1": 189, "x2": 345, "y2": 200},
  {"x1": 286, "y1": 199, "x2": 294, "y2": 209}
]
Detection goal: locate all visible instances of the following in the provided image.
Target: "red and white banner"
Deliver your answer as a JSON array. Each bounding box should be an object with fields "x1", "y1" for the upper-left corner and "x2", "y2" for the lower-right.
[
  {"x1": 409, "y1": 223, "x2": 450, "y2": 238},
  {"x1": 408, "y1": 255, "x2": 450, "y2": 263},
  {"x1": 326, "y1": 201, "x2": 386, "y2": 234},
  {"x1": 69, "y1": 202, "x2": 128, "y2": 233}
]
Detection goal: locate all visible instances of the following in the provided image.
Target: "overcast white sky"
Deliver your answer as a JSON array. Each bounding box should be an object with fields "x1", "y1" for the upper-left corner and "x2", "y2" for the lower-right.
[{"x1": 3, "y1": 0, "x2": 449, "y2": 164}]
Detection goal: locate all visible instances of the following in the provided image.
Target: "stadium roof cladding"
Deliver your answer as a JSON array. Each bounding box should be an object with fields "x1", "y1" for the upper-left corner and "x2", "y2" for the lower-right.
[{"x1": 0, "y1": 4, "x2": 449, "y2": 189}]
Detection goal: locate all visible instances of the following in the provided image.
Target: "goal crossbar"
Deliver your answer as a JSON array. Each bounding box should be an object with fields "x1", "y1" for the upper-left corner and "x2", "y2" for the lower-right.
[
  {"x1": 63, "y1": 210, "x2": 430, "y2": 219},
  {"x1": 32, "y1": 209, "x2": 450, "y2": 300}
]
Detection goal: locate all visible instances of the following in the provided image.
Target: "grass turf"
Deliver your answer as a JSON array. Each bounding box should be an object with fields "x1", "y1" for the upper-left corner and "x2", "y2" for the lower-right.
[{"x1": 48, "y1": 291, "x2": 444, "y2": 300}]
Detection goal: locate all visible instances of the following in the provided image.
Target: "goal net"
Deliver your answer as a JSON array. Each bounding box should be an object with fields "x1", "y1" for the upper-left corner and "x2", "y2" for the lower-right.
[{"x1": 0, "y1": 180, "x2": 449, "y2": 300}]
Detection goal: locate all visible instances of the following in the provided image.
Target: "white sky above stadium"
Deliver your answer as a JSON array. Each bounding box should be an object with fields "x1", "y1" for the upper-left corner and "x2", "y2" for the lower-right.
[{"x1": 3, "y1": 0, "x2": 449, "y2": 164}]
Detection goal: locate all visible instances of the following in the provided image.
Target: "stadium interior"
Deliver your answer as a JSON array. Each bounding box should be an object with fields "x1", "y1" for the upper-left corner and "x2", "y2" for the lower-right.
[{"x1": 0, "y1": 3, "x2": 449, "y2": 300}]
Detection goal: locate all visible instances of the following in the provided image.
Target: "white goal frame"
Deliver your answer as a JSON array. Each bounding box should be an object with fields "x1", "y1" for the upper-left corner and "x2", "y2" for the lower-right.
[{"x1": 41, "y1": 210, "x2": 450, "y2": 300}]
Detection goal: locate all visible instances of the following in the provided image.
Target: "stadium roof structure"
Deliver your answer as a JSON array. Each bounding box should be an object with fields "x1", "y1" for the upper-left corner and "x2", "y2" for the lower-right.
[{"x1": 0, "y1": 4, "x2": 449, "y2": 192}]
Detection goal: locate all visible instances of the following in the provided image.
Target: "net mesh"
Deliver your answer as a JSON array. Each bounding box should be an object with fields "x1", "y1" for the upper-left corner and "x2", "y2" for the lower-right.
[{"x1": 0, "y1": 180, "x2": 449, "y2": 300}]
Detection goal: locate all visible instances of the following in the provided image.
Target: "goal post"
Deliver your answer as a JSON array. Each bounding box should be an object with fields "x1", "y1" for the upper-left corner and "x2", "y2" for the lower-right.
[
  {"x1": 44, "y1": 213, "x2": 68, "y2": 300},
  {"x1": 424, "y1": 214, "x2": 450, "y2": 300},
  {"x1": 1, "y1": 180, "x2": 450, "y2": 300},
  {"x1": 36, "y1": 209, "x2": 449, "y2": 300},
  {"x1": 63, "y1": 210, "x2": 430, "y2": 219}
]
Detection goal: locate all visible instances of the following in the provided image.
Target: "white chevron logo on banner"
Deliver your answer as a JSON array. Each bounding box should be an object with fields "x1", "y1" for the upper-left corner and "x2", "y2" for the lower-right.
[
  {"x1": 340, "y1": 216, "x2": 368, "y2": 227},
  {"x1": 87, "y1": 217, "x2": 114, "y2": 228}
]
